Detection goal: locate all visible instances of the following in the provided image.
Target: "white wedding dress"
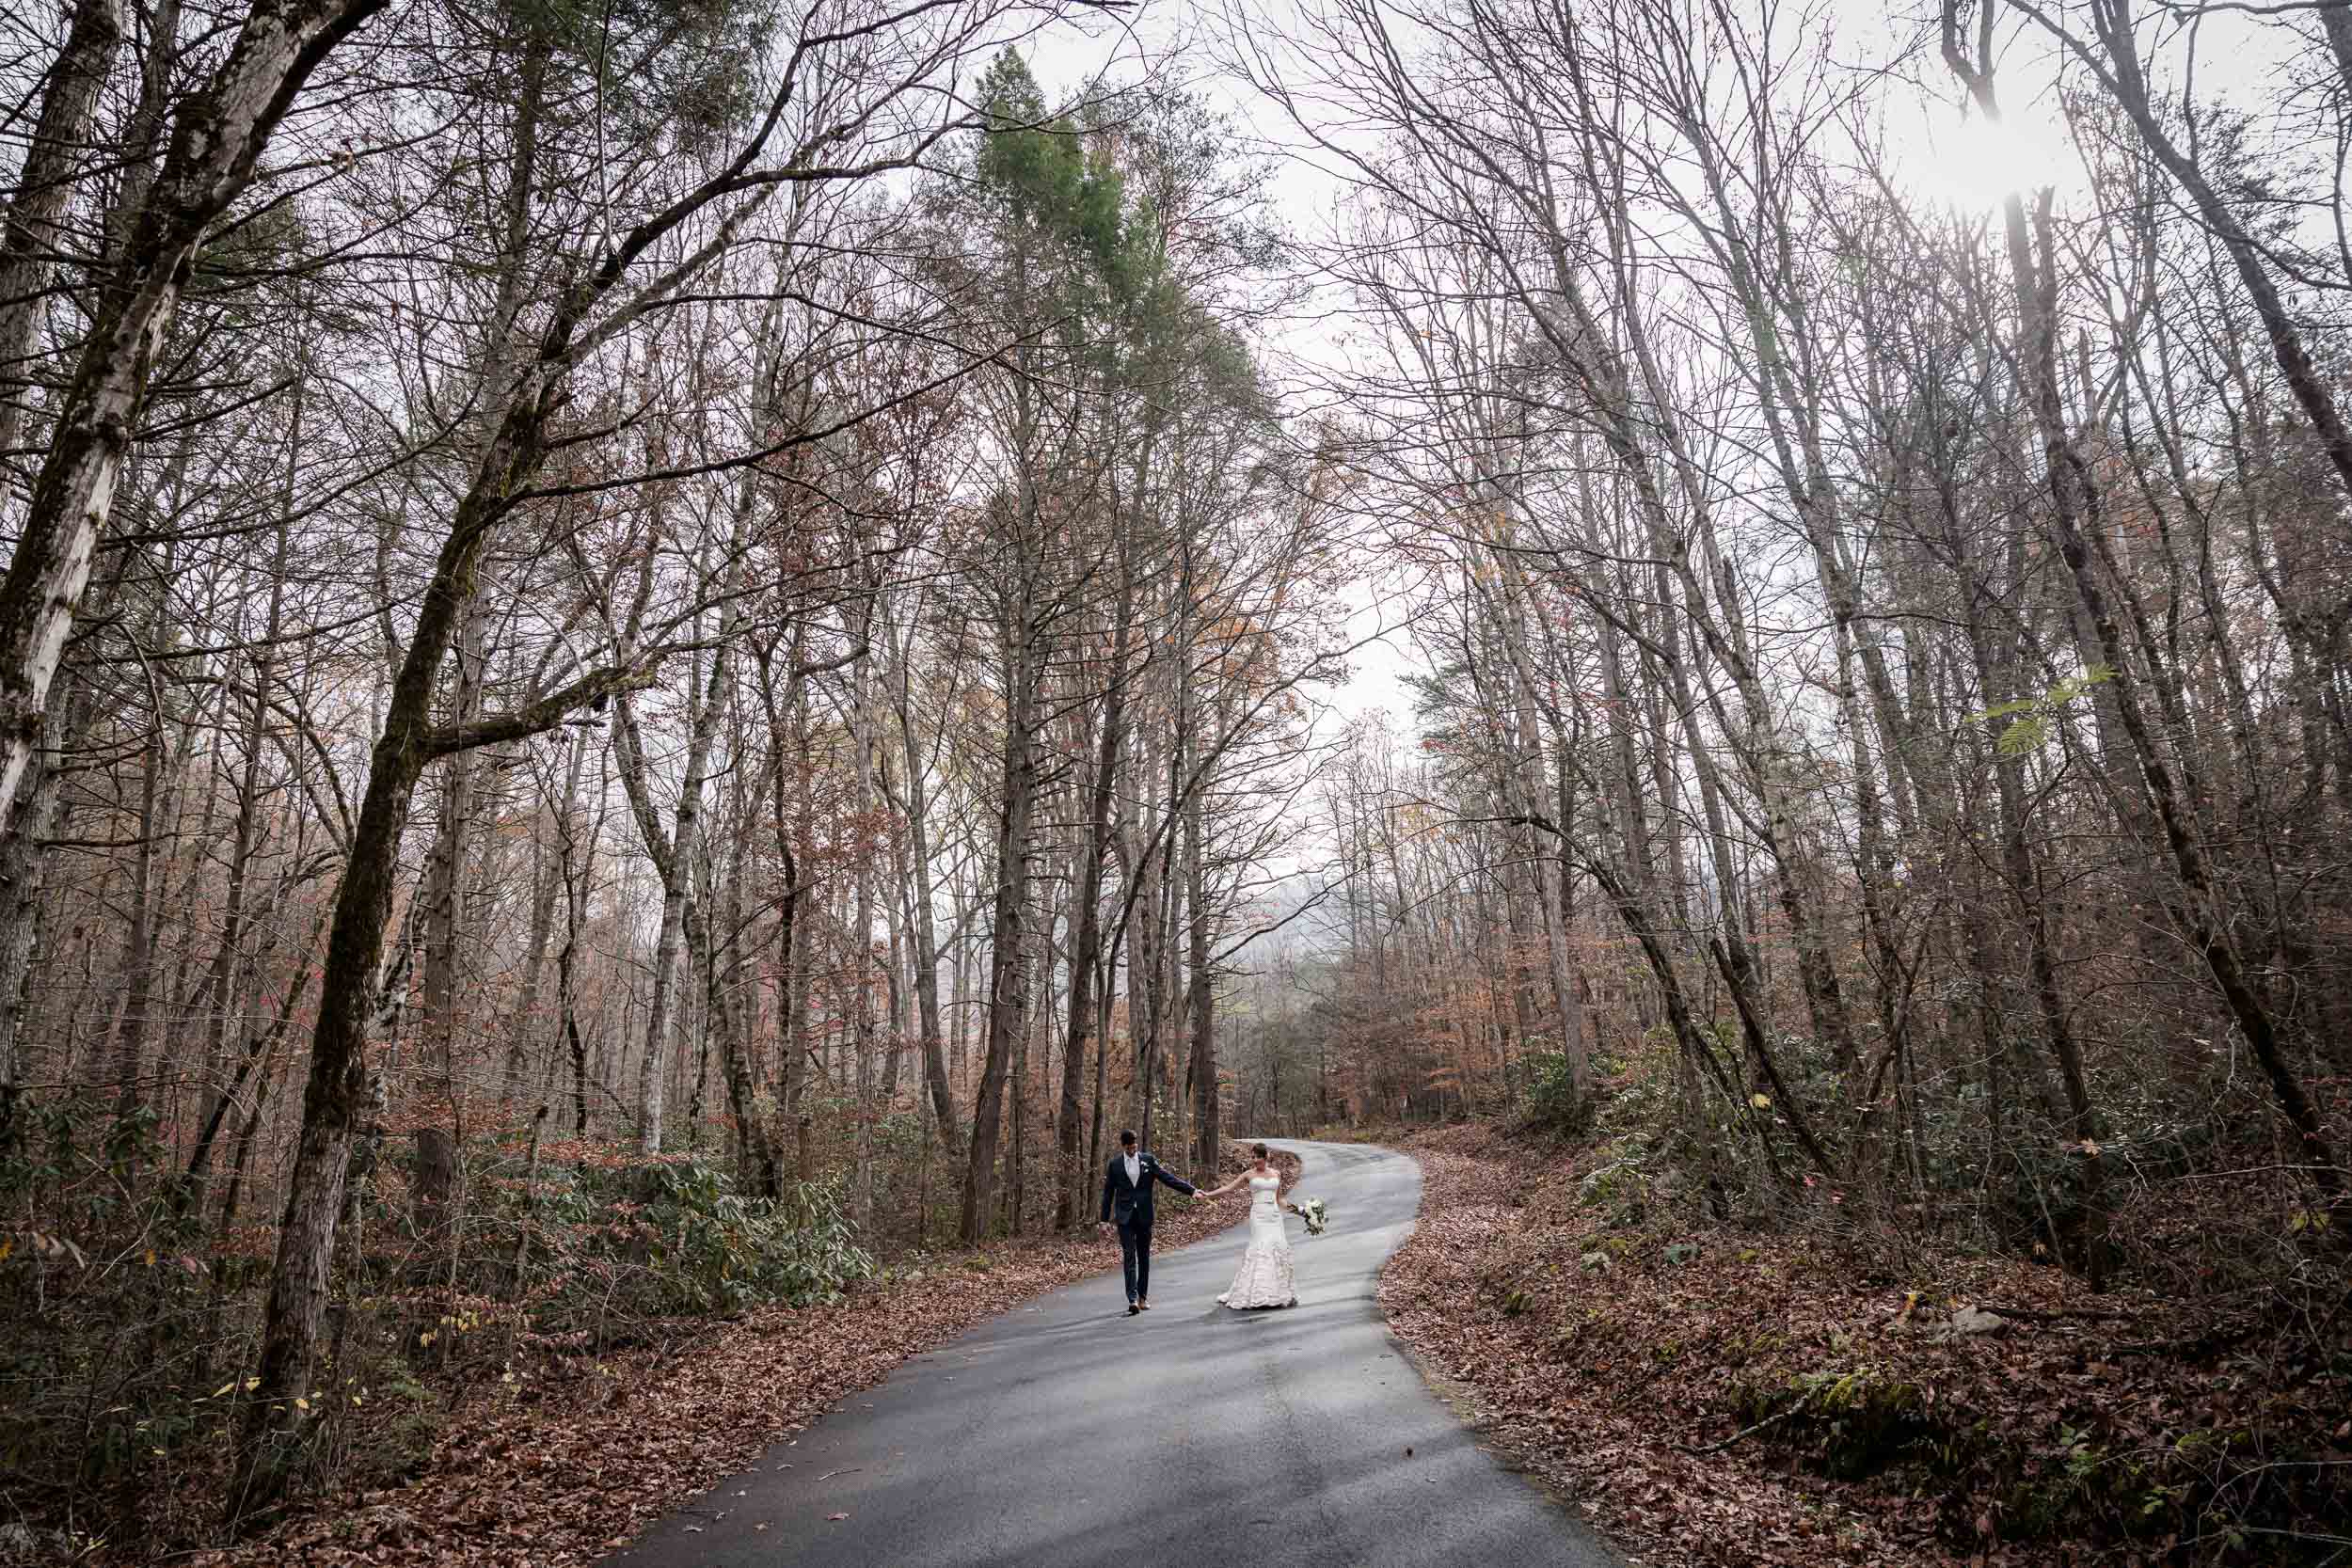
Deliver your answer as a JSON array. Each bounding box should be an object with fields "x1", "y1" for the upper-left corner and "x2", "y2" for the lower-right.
[{"x1": 1217, "y1": 1173, "x2": 1297, "y2": 1309}]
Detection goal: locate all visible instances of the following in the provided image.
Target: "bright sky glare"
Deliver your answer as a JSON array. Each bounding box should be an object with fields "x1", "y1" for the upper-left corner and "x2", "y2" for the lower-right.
[{"x1": 1022, "y1": 0, "x2": 2307, "y2": 734}]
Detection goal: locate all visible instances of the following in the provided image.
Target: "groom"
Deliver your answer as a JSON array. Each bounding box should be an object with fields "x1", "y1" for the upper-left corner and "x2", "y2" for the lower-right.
[{"x1": 1098, "y1": 1130, "x2": 1199, "y2": 1316}]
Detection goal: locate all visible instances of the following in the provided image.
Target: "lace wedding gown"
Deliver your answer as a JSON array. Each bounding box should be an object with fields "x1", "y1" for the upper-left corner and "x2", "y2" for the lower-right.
[{"x1": 1217, "y1": 1173, "x2": 1297, "y2": 1309}]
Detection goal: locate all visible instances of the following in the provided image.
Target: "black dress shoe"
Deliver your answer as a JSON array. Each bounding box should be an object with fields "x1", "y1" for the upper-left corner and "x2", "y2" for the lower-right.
[{"x1": 1127, "y1": 1302, "x2": 1141, "y2": 1315}]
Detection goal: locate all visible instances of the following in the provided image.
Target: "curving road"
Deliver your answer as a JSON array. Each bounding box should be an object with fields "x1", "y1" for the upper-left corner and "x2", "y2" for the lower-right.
[{"x1": 612, "y1": 1140, "x2": 1622, "y2": 1568}]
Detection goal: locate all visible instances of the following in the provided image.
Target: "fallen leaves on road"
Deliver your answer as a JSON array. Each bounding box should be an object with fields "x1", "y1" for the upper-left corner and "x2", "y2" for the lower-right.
[{"x1": 181, "y1": 1144, "x2": 1281, "y2": 1568}]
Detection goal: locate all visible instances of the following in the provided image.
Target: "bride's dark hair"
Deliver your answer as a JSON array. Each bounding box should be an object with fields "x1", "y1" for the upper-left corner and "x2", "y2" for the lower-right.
[{"x1": 1252, "y1": 1143, "x2": 1270, "y2": 1161}]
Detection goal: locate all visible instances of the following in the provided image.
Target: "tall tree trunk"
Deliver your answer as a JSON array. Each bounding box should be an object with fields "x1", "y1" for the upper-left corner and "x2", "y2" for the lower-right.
[
  {"x1": 960, "y1": 601, "x2": 1041, "y2": 1243},
  {"x1": 891, "y1": 639, "x2": 959, "y2": 1149},
  {"x1": 714, "y1": 760, "x2": 781, "y2": 1196},
  {"x1": 1056, "y1": 608, "x2": 1131, "y2": 1226},
  {"x1": 110, "y1": 528, "x2": 191, "y2": 1120},
  {"x1": 1491, "y1": 534, "x2": 1589, "y2": 1114},
  {"x1": 419, "y1": 594, "x2": 487, "y2": 1105},
  {"x1": 617, "y1": 515, "x2": 739, "y2": 1154},
  {"x1": 504, "y1": 732, "x2": 583, "y2": 1098},
  {"x1": 1184, "y1": 784, "x2": 1216, "y2": 1176},
  {"x1": 192, "y1": 420, "x2": 299, "y2": 1190}
]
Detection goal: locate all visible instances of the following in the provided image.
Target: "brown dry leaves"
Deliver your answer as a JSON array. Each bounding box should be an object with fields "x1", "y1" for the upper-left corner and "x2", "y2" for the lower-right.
[
  {"x1": 185, "y1": 1147, "x2": 1269, "y2": 1567},
  {"x1": 1377, "y1": 1123, "x2": 2347, "y2": 1568}
]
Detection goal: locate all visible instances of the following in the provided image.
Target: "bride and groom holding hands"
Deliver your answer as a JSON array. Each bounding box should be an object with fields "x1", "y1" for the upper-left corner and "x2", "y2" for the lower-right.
[{"x1": 1097, "y1": 1130, "x2": 1299, "y2": 1316}]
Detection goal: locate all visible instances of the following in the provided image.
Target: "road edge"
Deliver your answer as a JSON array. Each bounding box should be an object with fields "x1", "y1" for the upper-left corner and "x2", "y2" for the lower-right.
[{"x1": 1269, "y1": 1138, "x2": 1637, "y2": 1568}]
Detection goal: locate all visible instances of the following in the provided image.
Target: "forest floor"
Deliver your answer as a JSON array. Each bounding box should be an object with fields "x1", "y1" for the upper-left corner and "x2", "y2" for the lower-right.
[
  {"x1": 65, "y1": 1130, "x2": 2347, "y2": 1566},
  {"x1": 1371, "y1": 1121, "x2": 2350, "y2": 1568},
  {"x1": 163, "y1": 1147, "x2": 1299, "y2": 1568}
]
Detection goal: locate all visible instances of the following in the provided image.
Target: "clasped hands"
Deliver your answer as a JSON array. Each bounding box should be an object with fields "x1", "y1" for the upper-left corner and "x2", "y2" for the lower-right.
[{"x1": 1099, "y1": 1181, "x2": 1248, "y2": 1239}]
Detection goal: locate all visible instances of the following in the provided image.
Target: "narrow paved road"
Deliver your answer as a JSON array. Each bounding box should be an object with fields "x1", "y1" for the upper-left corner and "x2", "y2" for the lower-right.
[{"x1": 613, "y1": 1140, "x2": 1622, "y2": 1568}]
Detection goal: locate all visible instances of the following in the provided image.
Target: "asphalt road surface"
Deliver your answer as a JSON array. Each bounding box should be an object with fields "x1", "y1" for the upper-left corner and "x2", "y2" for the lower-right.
[{"x1": 612, "y1": 1139, "x2": 1623, "y2": 1568}]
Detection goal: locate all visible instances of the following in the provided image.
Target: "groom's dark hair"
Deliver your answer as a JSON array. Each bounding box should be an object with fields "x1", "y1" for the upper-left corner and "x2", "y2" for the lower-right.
[{"x1": 1119, "y1": 1129, "x2": 1136, "y2": 1148}]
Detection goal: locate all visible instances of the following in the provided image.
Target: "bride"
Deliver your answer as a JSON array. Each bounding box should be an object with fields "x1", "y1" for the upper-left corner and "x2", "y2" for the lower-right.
[{"x1": 1202, "y1": 1143, "x2": 1299, "y2": 1309}]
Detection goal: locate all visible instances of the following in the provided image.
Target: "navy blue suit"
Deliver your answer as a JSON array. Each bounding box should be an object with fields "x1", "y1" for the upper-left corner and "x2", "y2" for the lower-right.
[{"x1": 1101, "y1": 1151, "x2": 1197, "y2": 1305}]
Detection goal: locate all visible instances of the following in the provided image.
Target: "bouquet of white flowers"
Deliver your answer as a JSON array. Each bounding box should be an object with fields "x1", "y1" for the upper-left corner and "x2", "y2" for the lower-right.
[{"x1": 1288, "y1": 1196, "x2": 1329, "y2": 1235}]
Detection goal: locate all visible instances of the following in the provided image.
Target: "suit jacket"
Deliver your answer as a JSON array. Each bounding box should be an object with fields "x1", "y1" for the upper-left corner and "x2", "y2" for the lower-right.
[{"x1": 1101, "y1": 1151, "x2": 1197, "y2": 1227}]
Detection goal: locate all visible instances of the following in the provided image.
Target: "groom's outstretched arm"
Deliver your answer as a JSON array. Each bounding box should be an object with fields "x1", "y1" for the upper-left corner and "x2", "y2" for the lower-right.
[{"x1": 1152, "y1": 1163, "x2": 1200, "y2": 1196}]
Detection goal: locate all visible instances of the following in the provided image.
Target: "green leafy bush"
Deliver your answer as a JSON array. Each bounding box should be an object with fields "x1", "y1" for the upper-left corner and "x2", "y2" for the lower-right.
[
  {"x1": 528, "y1": 1159, "x2": 875, "y2": 1335},
  {"x1": 1519, "y1": 1050, "x2": 1586, "y2": 1134}
]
